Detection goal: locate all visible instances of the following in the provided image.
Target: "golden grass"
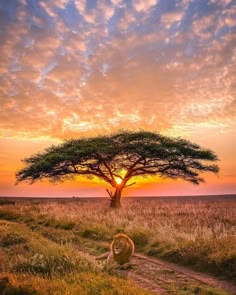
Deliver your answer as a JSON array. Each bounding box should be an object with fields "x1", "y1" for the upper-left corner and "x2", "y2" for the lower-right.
[
  {"x1": 0, "y1": 219, "x2": 151, "y2": 295},
  {"x1": 22, "y1": 198, "x2": 236, "y2": 281},
  {"x1": 0, "y1": 197, "x2": 235, "y2": 289},
  {"x1": 30, "y1": 198, "x2": 236, "y2": 242}
]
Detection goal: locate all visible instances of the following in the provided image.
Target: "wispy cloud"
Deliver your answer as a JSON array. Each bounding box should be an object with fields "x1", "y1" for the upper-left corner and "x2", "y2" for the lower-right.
[{"x1": 0, "y1": 0, "x2": 235, "y2": 141}]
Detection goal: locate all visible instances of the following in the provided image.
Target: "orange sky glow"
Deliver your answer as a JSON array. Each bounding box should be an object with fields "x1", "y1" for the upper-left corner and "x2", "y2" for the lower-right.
[{"x1": 0, "y1": 0, "x2": 235, "y2": 198}]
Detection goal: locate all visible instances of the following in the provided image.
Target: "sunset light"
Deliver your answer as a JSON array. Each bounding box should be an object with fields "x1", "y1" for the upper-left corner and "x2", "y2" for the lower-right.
[
  {"x1": 0, "y1": 0, "x2": 235, "y2": 198},
  {"x1": 115, "y1": 177, "x2": 123, "y2": 185},
  {"x1": 0, "y1": 2, "x2": 236, "y2": 293}
]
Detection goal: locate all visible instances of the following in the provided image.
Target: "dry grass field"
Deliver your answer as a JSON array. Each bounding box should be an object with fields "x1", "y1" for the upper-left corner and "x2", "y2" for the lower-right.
[{"x1": 0, "y1": 195, "x2": 235, "y2": 294}]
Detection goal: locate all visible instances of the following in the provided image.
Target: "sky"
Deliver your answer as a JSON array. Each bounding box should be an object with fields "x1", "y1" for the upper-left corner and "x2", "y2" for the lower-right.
[{"x1": 0, "y1": 0, "x2": 235, "y2": 198}]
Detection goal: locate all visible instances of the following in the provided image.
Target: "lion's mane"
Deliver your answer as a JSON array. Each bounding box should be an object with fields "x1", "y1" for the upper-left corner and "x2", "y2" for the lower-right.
[{"x1": 109, "y1": 233, "x2": 135, "y2": 265}]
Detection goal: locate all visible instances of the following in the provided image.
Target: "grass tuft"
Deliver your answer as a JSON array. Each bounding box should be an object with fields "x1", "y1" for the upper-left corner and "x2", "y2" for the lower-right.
[
  {"x1": 15, "y1": 253, "x2": 85, "y2": 277},
  {"x1": 0, "y1": 233, "x2": 27, "y2": 248}
]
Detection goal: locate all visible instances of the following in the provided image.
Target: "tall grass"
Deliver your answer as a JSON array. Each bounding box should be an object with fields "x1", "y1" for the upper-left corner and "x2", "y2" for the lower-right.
[
  {"x1": 26, "y1": 198, "x2": 236, "y2": 281},
  {"x1": 0, "y1": 198, "x2": 235, "y2": 282},
  {"x1": 32, "y1": 199, "x2": 236, "y2": 242},
  {"x1": 0, "y1": 219, "x2": 151, "y2": 295}
]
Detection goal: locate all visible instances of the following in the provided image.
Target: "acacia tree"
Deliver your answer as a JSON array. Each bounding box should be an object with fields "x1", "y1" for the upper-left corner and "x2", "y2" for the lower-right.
[{"x1": 16, "y1": 131, "x2": 219, "y2": 208}]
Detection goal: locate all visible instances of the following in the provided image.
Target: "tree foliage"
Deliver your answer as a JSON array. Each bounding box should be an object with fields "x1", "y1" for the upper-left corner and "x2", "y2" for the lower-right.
[{"x1": 16, "y1": 131, "x2": 219, "y2": 207}]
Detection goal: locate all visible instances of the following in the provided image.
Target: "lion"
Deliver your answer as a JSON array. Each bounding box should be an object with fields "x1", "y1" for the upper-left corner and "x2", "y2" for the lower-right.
[{"x1": 95, "y1": 233, "x2": 135, "y2": 269}]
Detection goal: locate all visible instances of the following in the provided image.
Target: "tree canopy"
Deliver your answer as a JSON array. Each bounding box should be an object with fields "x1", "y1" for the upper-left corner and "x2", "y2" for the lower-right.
[{"x1": 16, "y1": 130, "x2": 219, "y2": 208}]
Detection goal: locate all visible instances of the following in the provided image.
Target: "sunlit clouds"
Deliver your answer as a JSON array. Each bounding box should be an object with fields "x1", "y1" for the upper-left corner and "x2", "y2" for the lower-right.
[{"x1": 0, "y1": 0, "x2": 235, "y2": 197}]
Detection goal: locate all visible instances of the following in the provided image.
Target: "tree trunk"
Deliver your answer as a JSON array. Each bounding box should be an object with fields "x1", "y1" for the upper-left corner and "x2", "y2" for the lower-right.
[{"x1": 110, "y1": 187, "x2": 123, "y2": 209}]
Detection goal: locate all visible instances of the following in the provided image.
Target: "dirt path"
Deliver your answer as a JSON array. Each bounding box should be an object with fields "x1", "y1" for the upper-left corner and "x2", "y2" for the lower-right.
[
  {"x1": 134, "y1": 253, "x2": 236, "y2": 294},
  {"x1": 76, "y1": 248, "x2": 168, "y2": 294},
  {"x1": 130, "y1": 254, "x2": 236, "y2": 294},
  {"x1": 76, "y1": 242, "x2": 236, "y2": 295}
]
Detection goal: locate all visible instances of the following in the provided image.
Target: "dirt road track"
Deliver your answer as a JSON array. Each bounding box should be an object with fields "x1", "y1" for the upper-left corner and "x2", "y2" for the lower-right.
[
  {"x1": 77, "y1": 247, "x2": 236, "y2": 294},
  {"x1": 134, "y1": 253, "x2": 236, "y2": 294}
]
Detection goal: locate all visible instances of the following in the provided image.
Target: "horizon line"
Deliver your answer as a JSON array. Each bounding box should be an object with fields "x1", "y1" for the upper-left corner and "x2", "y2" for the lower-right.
[{"x1": 0, "y1": 193, "x2": 236, "y2": 199}]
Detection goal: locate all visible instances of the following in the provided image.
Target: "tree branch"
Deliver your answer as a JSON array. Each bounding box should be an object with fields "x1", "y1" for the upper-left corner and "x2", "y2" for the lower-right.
[
  {"x1": 106, "y1": 188, "x2": 113, "y2": 199},
  {"x1": 95, "y1": 153, "x2": 115, "y2": 180},
  {"x1": 124, "y1": 182, "x2": 136, "y2": 189}
]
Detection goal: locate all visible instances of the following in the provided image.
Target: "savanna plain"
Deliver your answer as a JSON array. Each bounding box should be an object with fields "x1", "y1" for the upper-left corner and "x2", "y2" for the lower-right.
[{"x1": 0, "y1": 195, "x2": 235, "y2": 295}]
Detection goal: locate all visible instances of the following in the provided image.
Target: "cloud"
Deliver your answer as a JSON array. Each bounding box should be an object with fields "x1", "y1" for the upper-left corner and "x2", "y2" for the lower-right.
[
  {"x1": 0, "y1": 0, "x2": 235, "y2": 142},
  {"x1": 161, "y1": 11, "x2": 184, "y2": 28},
  {"x1": 132, "y1": 0, "x2": 158, "y2": 12}
]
